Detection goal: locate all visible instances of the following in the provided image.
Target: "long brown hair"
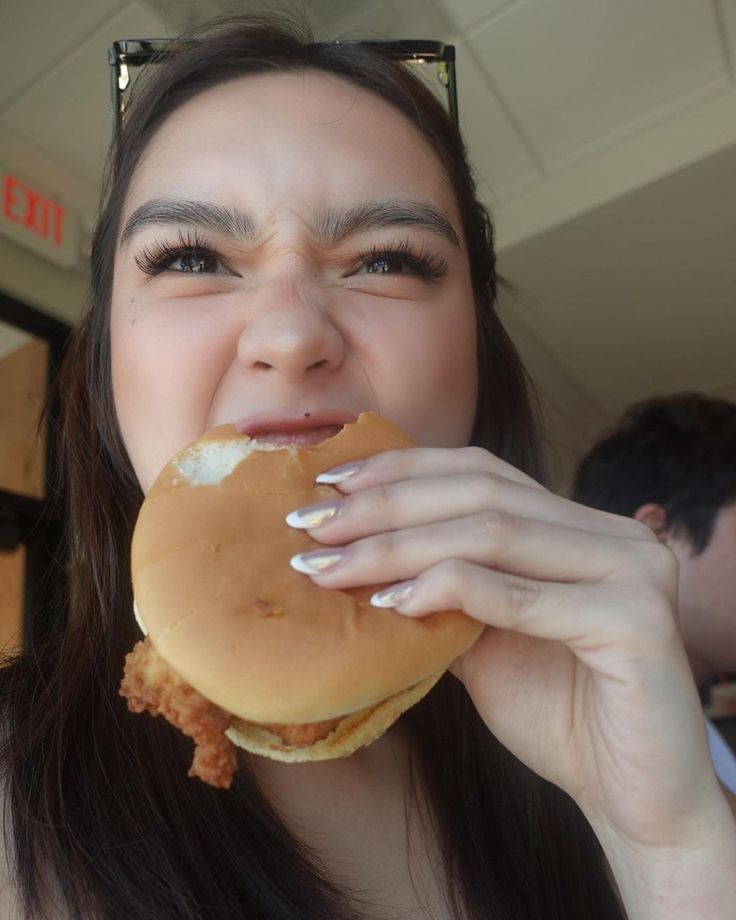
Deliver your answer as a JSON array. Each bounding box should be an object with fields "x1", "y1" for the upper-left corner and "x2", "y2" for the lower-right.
[{"x1": 1, "y1": 15, "x2": 623, "y2": 919}]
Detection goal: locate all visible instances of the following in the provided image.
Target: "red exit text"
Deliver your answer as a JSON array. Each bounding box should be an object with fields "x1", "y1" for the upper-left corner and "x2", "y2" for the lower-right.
[{"x1": 2, "y1": 174, "x2": 65, "y2": 247}]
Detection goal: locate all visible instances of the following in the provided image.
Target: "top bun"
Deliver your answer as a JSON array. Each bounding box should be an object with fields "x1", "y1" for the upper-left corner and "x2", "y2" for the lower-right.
[{"x1": 131, "y1": 412, "x2": 483, "y2": 725}]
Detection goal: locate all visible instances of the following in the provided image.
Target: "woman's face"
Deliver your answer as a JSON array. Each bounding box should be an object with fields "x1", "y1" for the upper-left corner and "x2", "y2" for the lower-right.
[{"x1": 111, "y1": 70, "x2": 478, "y2": 492}]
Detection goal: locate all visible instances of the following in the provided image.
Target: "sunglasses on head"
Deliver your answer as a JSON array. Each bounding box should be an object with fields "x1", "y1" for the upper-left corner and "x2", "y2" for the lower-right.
[{"x1": 108, "y1": 37, "x2": 458, "y2": 137}]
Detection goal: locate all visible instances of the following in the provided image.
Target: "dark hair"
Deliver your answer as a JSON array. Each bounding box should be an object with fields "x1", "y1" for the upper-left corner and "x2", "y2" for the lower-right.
[
  {"x1": 1, "y1": 15, "x2": 624, "y2": 919},
  {"x1": 572, "y1": 392, "x2": 736, "y2": 553}
]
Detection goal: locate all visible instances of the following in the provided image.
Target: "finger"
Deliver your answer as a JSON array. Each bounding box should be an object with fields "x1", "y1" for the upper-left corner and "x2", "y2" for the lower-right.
[
  {"x1": 287, "y1": 473, "x2": 654, "y2": 546},
  {"x1": 372, "y1": 558, "x2": 680, "y2": 663},
  {"x1": 317, "y1": 445, "x2": 544, "y2": 493},
  {"x1": 290, "y1": 510, "x2": 677, "y2": 594}
]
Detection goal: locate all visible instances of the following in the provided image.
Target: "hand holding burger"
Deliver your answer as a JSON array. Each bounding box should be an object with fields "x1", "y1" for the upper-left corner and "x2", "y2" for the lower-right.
[{"x1": 120, "y1": 412, "x2": 483, "y2": 787}]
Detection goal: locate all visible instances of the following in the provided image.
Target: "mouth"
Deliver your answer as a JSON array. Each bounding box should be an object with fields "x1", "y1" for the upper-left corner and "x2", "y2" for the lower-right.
[
  {"x1": 248, "y1": 425, "x2": 344, "y2": 447},
  {"x1": 234, "y1": 409, "x2": 359, "y2": 447}
]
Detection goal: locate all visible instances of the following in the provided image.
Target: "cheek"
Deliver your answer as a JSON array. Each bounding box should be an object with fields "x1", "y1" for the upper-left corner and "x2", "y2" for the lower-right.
[
  {"x1": 676, "y1": 549, "x2": 736, "y2": 664},
  {"x1": 363, "y1": 294, "x2": 477, "y2": 446},
  {"x1": 110, "y1": 303, "x2": 236, "y2": 490}
]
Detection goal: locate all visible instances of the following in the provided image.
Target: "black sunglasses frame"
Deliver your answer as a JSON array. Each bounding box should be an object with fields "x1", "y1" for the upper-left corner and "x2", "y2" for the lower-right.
[{"x1": 108, "y1": 38, "x2": 457, "y2": 137}]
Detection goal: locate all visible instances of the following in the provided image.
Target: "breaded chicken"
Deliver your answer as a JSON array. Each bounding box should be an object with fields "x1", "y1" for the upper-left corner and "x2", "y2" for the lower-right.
[
  {"x1": 120, "y1": 638, "x2": 342, "y2": 786},
  {"x1": 120, "y1": 638, "x2": 237, "y2": 788}
]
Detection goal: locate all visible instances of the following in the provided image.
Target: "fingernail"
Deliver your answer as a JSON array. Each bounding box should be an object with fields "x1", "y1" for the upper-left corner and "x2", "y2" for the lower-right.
[
  {"x1": 316, "y1": 460, "x2": 366, "y2": 484},
  {"x1": 286, "y1": 501, "x2": 341, "y2": 529},
  {"x1": 370, "y1": 581, "x2": 416, "y2": 609},
  {"x1": 290, "y1": 548, "x2": 348, "y2": 575}
]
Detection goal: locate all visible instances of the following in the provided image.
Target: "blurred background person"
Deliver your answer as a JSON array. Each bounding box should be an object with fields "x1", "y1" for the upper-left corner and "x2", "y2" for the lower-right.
[{"x1": 572, "y1": 392, "x2": 736, "y2": 805}]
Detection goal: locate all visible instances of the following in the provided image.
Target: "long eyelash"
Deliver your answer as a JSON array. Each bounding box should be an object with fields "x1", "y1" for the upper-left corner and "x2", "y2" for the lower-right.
[
  {"x1": 359, "y1": 239, "x2": 448, "y2": 281},
  {"x1": 134, "y1": 228, "x2": 214, "y2": 275}
]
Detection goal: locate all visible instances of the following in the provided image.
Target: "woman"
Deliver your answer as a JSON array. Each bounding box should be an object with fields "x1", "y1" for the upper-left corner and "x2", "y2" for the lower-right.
[{"x1": 1, "y1": 15, "x2": 734, "y2": 919}]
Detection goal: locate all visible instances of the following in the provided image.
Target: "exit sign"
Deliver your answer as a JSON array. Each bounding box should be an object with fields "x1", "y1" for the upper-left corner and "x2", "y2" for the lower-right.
[{"x1": 0, "y1": 169, "x2": 79, "y2": 269}]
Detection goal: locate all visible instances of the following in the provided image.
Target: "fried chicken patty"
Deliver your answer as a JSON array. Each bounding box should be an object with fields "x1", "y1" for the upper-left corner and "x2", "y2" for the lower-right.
[
  {"x1": 251, "y1": 716, "x2": 342, "y2": 747},
  {"x1": 120, "y1": 638, "x2": 343, "y2": 787},
  {"x1": 120, "y1": 638, "x2": 237, "y2": 788}
]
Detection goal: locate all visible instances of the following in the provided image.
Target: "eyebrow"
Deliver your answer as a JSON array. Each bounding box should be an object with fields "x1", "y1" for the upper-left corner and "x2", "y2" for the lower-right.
[
  {"x1": 119, "y1": 197, "x2": 460, "y2": 248},
  {"x1": 315, "y1": 201, "x2": 460, "y2": 247},
  {"x1": 120, "y1": 199, "x2": 258, "y2": 245}
]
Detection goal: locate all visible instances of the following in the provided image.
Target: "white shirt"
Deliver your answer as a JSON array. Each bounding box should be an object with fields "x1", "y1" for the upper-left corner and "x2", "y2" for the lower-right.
[{"x1": 705, "y1": 718, "x2": 736, "y2": 795}]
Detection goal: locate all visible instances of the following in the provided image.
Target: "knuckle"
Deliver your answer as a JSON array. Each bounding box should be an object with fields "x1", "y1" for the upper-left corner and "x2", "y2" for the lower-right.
[
  {"x1": 612, "y1": 542, "x2": 679, "y2": 638},
  {"x1": 461, "y1": 445, "x2": 491, "y2": 466},
  {"x1": 478, "y1": 471, "x2": 507, "y2": 503},
  {"x1": 428, "y1": 559, "x2": 471, "y2": 602},
  {"x1": 633, "y1": 539, "x2": 679, "y2": 587},
  {"x1": 364, "y1": 530, "x2": 397, "y2": 567},
  {"x1": 364, "y1": 482, "x2": 393, "y2": 524},
  {"x1": 475, "y1": 509, "x2": 514, "y2": 549},
  {"x1": 506, "y1": 575, "x2": 540, "y2": 621},
  {"x1": 375, "y1": 448, "x2": 410, "y2": 476},
  {"x1": 434, "y1": 558, "x2": 468, "y2": 582}
]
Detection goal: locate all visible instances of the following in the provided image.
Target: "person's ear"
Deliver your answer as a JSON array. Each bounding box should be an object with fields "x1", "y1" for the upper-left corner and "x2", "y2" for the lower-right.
[{"x1": 633, "y1": 503, "x2": 670, "y2": 542}]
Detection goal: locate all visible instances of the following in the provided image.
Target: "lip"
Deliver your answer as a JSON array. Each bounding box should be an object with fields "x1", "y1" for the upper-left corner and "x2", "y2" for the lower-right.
[{"x1": 233, "y1": 409, "x2": 360, "y2": 442}]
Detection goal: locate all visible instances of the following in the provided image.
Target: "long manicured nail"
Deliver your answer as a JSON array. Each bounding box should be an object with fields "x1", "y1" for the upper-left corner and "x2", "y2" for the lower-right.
[
  {"x1": 290, "y1": 548, "x2": 348, "y2": 575},
  {"x1": 316, "y1": 460, "x2": 366, "y2": 484},
  {"x1": 371, "y1": 581, "x2": 416, "y2": 609},
  {"x1": 286, "y1": 501, "x2": 341, "y2": 529}
]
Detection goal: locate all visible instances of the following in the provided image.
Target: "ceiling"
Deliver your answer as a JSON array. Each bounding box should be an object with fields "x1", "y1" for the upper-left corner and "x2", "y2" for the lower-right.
[{"x1": 1, "y1": 0, "x2": 735, "y2": 485}]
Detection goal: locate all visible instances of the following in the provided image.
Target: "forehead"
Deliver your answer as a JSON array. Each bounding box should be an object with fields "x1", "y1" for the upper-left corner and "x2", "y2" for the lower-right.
[{"x1": 125, "y1": 70, "x2": 458, "y2": 221}]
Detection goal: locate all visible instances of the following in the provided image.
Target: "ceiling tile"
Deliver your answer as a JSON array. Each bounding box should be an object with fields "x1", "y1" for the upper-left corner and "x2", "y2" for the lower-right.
[
  {"x1": 307, "y1": 0, "x2": 450, "y2": 40},
  {"x1": 434, "y1": 0, "x2": 517, "y2": 32},
  {"x1": 451, "y1": 34, "x2": 541, "y2": 201},
  {"x1": 496, "y1": 144, "x2": 736, "y2": 414},
  {"x1": 381, "y1": 0, "x2": 453, "y2": 40},
  {"x1": 315, "y1": 0, "x2": 422, "y2": 39},
  {"x1": 140, "y1": 0, "x2": 452, "y2": 41},
  {"x1": 136, "y1": 0, "x2": 235, "y2": 35},
  {"x1": 2, "y1": 2, "x2": 166, "y2": 199},
  {"x1": 0, "y1": 0, "x2": 125, "y2": 112},
  {"x1": 139, "y1": 0, "x2": 338, "y2": 37},
  {"x1": 468, "y1": 0, "x2": 729, "y2": 171}
]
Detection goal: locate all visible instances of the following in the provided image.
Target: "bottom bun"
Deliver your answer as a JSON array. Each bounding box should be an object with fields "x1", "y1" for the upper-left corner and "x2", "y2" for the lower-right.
[{"x1": 226, "y1": 671, "x2": 443, "y2": 763}]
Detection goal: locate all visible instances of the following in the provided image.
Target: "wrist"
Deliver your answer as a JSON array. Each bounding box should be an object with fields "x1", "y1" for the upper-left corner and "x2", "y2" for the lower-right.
[{"x1": 590, "y1": 791, "x2": 736, "y2": 920}]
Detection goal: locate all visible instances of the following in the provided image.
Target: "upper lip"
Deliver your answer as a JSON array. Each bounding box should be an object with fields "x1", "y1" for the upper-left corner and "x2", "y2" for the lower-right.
[{"x1": 233, "y1": 408, "x2": 360, "y2": 437}]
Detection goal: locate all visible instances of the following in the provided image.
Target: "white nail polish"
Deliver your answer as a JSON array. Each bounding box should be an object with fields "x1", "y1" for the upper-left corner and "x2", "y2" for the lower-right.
[
  {"x1": 290, "y1": 550, "x2": 346, "y2": 575},
  {"x1": 285, "y1": 501, "x2": 340, "y2": 529},
  {"x1": 370, "y1": 581, "x2": 416, "y2": 609},
  {"x1": 315, "y1": 460, "x2": 366, "y2": 484}
]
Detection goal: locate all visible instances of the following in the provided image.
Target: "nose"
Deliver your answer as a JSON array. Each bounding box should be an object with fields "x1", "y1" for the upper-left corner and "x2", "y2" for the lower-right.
[{"x1": 236, "y1": 268, "x2": 345, "y2": 379}]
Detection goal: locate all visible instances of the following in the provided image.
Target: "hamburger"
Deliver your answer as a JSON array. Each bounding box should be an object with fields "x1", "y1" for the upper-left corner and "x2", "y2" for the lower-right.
[{"x1": 120, "y1": 412, "x2": 483, "y2": 787}]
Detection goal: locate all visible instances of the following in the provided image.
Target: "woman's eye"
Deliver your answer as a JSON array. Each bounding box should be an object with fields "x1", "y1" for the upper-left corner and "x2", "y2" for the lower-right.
[
  {"x1": 354, "y1": 247, "x2": 447, "y2": 282},
  {"x1": 364, "y1": 253, "x2": 410, "y2": 275},
  {"x1": 135, "y1": 237, "x2": 233, "y2": 277},
  {"x1": 168, "y1": 248, "x2": 223, "y2": 274}
]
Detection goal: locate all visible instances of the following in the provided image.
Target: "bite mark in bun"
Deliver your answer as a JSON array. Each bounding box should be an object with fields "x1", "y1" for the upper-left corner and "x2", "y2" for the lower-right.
[{"x1": 121, "y1": 412, "x2": 483, "y2": 786}]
